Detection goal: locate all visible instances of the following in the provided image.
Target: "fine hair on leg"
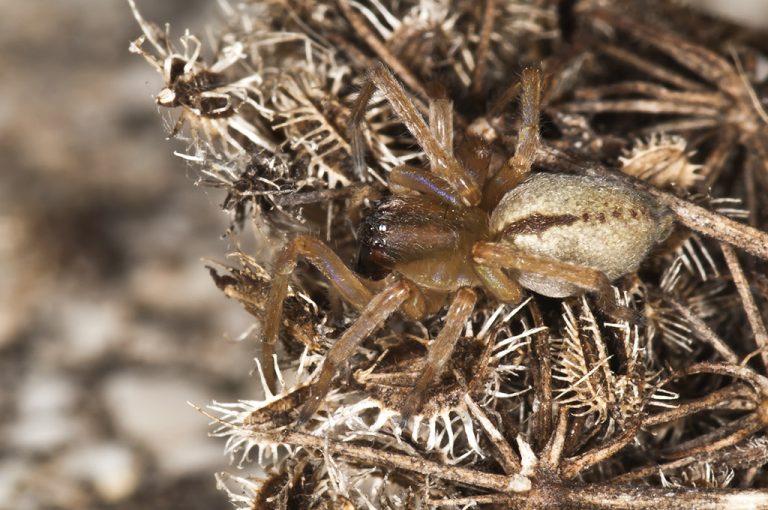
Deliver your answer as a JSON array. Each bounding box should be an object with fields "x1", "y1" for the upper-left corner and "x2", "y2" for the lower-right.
[{"x1": 298, "y1": 280, "x2": 413, "y2": 424}]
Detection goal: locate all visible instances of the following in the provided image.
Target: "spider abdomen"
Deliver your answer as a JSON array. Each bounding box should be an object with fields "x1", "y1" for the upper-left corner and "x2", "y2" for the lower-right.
[{"x1": 490, "y1": 173, "x2": 673, "y2": 297}]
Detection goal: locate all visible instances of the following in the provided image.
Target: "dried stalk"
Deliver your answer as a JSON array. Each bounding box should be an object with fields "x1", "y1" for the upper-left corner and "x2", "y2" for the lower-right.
[
  {"x1": 338, "y1": 0, "x2": 427, "y2": 99},
  {"x1": 665, "y1": 295, "x2": 738, "y2": 363},
  {"x1": 464, "y1": 394, "x2": 522, "y2": 473},
  {"x1": 429, "y1": 485, "x2": 768, "y2": 509},
  {"x1": 642, "y1": 383, "x2": 756, "y2": 427},
  {"x1": 200, "y1": 407, "x2": 531, "y2": 493},
  {"x1": 471, "y1": 0, "x2": 496, "y2": 96},
  {"x1": 529, "y1": 299, "x2": 553, "y2": 450},
  {"x1": 721, "y1": 243, "x2": 768, "y2": 369}
]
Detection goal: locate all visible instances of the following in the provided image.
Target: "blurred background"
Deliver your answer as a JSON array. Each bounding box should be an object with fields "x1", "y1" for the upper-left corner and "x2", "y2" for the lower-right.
[
  {"x1": 0, "y1": 1, "x2": 765, "y2": 509},
  {"x1": 0, "y1": 1, "x2": 259, "y2": 508}
]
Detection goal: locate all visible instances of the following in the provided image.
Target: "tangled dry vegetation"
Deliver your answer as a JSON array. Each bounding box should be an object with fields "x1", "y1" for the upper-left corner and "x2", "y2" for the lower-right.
[{"x1": 130, "y1": 0, "x2": 768, "y2": 508}]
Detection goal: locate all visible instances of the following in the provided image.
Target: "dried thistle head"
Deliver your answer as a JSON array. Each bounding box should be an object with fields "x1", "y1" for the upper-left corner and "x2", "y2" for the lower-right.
[
  {"x1": 552, "y1": 296, "x2": 674, "y2": 430},
  {"x1": 128, "y1": 0, "x2": 276, "y2": 157},
  {"x1": 129, "y1": 1, "x2": 768, "y2": 508},
  {"x1": 620, "y1": 134, "x2": 702, "y2": 189}
]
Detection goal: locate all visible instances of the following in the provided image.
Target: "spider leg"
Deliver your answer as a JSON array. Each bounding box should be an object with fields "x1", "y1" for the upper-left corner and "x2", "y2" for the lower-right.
[
  {"x1": 425, "y1": 93, "x2": 490, "y2": 191},
  {"x1": 349, "y1": 62, "x2": 481, "y2": 206},
  {"x1": 429, "y1": 89, "x2": 453, "y2": 152},
  {"x1": 388, "y1": 164, "x2": 463, "y2": 207},
  {"x1": 472, "y1": 242, "x2": 636, "y2": 322},
  {"x1": 474, "y1": 265, "x2": 524, "y2": 303},
  {"x1": 298, "y1": 279, "x2": 413, "y2": 423},
  {"x1": 483, "y1": 67, "x2": 541, "y2": 209},
  {"x1": 400, "y1": 288, "x2": 477, "y2": 424},
  {"x1": 262, "y1": 235, "x2": 379, "y2": 392}
]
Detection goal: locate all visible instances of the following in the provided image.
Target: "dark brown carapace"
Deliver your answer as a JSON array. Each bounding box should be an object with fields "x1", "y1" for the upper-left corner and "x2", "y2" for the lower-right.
[{"x1": 261, "y1": 63, "x2": 673, "y2": 424}]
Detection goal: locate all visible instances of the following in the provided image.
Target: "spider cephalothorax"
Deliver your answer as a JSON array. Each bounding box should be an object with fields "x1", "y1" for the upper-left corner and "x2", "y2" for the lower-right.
[{"x1": 260, "y1": 63, "x2": 674, "y2": 424}]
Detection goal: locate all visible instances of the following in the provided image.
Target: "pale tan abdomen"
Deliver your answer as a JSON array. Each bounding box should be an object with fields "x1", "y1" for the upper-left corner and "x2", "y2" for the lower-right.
[{"x1": 490, "y1": 173, "x2": 673, "y2": 297}]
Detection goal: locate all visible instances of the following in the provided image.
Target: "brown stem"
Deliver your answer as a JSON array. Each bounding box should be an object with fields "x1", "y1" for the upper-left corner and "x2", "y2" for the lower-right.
[
  {"x1": 598, "y1": 44, "x2": 707, "y2": 92},
  {"x1": 643, "y1": 383, "x2": 756, "y2": 428},
  {"x1": 722, "y1": 243, "x2": 768, "y2": 370},
  {"x1": 661, "y1": 411, "x2": 767, "y2": 460},
  {"x1": 561, "y1": 98, "x2": 719, "y2": 116},
  {"x1": 664, "y1": 362, "x2": 768, "y2": 395},
  {"x1": 613, "y1": 434, "x2": 768, "y2": 483},
  {"x1": 429, "y1": 484, "x2": 768, "y2": 509},
  {"x1": 471, "y1": 0, "x2": 495, "y2": 96},
  {"x1": 338, "y1": 0, "x2": 428, "y2": 99},
  {"x1": 702, "y1": 129, "x2": 737, "y2": 188},
  {"x1": 529, "y1": 299, "x2": 553, "y2": 450},
  {"x1": 648, "y1": 190, "x2": 768, "y2": 262},
  {"x1": 199, "y1": 407, "x2": 531, "y2": 493},
  {"x1": 542, "y1": 406, "x2": 569, "y2": 470},
  {"x1": 464, "y1": 394, "x2": 522, "y2": 474},
  {"x1": 560, "y1": 419, "x2": 641, "y2": 479},
  {"x1": 665, "y1": 295, "x2": 738, "y2": 363},
  {"x1": 610, "y1": 455, "x2": 703, "y2": 484}
]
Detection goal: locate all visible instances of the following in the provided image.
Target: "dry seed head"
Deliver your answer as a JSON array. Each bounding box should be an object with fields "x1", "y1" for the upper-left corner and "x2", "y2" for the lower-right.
[
  {"x1": 209, "y1": 349, "x2": 320, "y2": 467},
  {"x1": 128, "y1": 19, "x2": 275, "y2": 158},
  {"x1": 662, "y1": 463, "x2": 735, "y2": 489},
  {"x1": 642, "y1": 245, "x2": 733, "y2": 356},
  {"x1": 553, "y1": 296, "x2": 674, "y2": 427},
  {"x1": 342, "y1": 301, "x2": 534, "y2": 460},
  {"x1": 351, "y1": 340, "x2": 486, "y2": 460},
  {"x1": 208, "y1": 253, "x2": 331, "y2": 353},
  {"x1": 215, "y1": 472, "x2": 268, "y2": 510},
  {"x1": 620, "y1": 134, "x2": 702, "y2": 189}
]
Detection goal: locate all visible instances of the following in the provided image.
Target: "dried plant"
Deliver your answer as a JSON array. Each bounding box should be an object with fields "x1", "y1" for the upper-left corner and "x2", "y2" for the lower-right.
[{"x1": 130, "y1": 0, "x2": 768, "y2": 508}]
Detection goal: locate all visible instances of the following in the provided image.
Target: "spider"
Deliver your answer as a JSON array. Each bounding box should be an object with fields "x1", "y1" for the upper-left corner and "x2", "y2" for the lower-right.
[{"x1": 261, "y1": 62, "x2": 674, "y2": 424}]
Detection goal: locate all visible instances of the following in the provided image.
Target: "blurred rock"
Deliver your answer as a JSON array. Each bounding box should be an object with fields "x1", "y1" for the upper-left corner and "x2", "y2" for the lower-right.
[
  {"x1": 59, "y1": 442, "x2": 141, "y2": 502},
  {"x1": 9, "y1": 373, "x2": 83, "y2": 452},
  {"x1": 102, "y1": 372, "x2": 225, "y2": 477}
]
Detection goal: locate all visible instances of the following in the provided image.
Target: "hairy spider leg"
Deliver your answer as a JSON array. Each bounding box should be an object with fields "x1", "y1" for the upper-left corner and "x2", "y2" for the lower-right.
[
  {"x1": 262, "y1": 235, "x2": 379, "y2": 392},
  {"x1": 472, "y1": 242, "x2": 634, "y2": 321},
  {"x1": 388, "y1": 164, "x2": 464, "y2": 207},
  {"x1": 298, "y1": 280, "x2": 413, "y2": 424},
  {"x1": 428, "y1": 91, "x2": 453, "y2": 151},
  {"x1": 349, "y1": 62, "x2": 481, "y2": 206},
  {"x1": 474, "y1": 265, "x2": 524, "y2": 303},
  {"x1": 383, "y1": 88, "x2": 467, "y2": 207},
  {"x1": 400, "y1": 287, "x2": 478, "y2": 425},
  {"x1": 482, "y1": 68, "x2": 542, "y2": 209}
]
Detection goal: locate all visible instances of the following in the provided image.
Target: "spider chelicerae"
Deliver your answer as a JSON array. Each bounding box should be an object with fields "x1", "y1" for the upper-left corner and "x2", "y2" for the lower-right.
[{"x1": 261, "y1": 62, "x2": 674, "y2": 424}]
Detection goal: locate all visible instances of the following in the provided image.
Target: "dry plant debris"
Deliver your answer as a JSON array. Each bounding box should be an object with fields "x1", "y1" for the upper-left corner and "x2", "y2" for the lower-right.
[{"x1": 130, "y1": 0, "x2": 768, "y2": 508}]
